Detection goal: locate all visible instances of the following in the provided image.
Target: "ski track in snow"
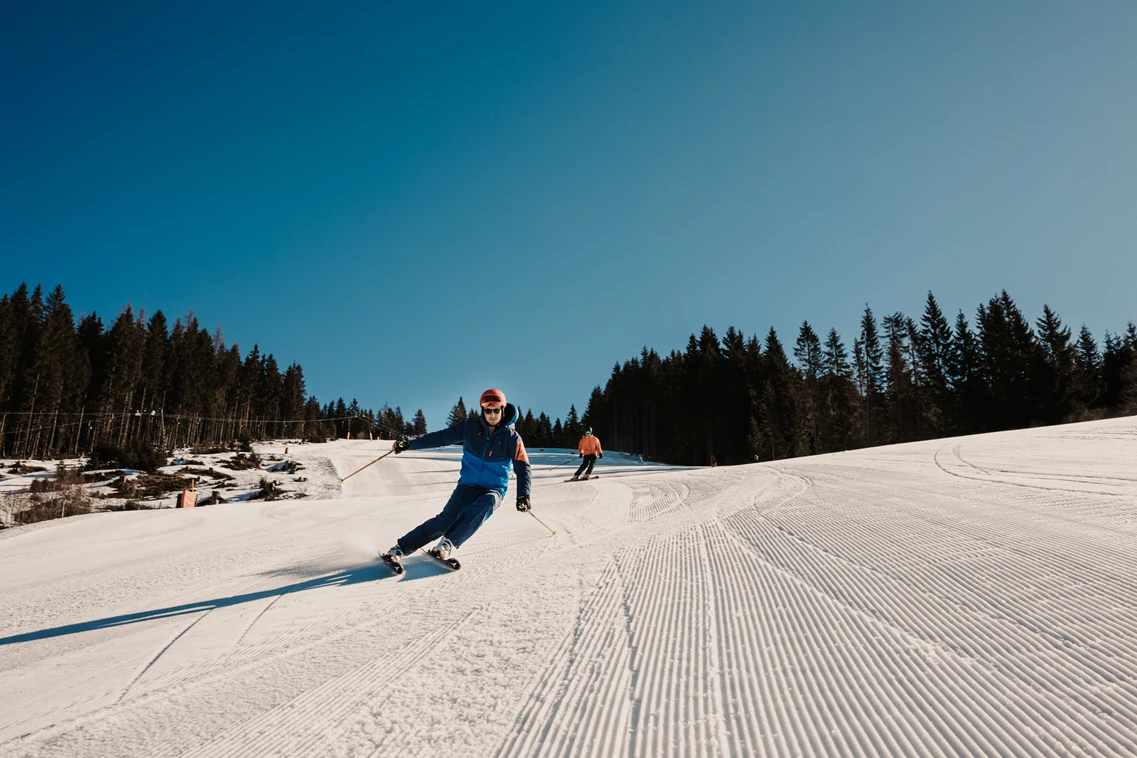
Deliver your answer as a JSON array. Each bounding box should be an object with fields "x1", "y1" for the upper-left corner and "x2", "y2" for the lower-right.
[{"x1": 1, "y1": 420, "x2": 1136, "y2": 756}]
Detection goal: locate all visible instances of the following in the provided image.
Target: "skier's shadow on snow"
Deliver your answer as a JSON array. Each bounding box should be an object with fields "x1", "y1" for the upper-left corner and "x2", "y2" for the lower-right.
[{"x1": 0, "y1": 561, "x2": 402, "y2": 646}]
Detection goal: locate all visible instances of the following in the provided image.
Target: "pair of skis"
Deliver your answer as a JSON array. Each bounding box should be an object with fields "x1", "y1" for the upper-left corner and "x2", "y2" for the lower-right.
[
  {"x1": 381, "y1": 548, "x2": 460, "y2": 575},
  {"x1": 565, "y1": 474, "x2": 600, "y2": 482}
]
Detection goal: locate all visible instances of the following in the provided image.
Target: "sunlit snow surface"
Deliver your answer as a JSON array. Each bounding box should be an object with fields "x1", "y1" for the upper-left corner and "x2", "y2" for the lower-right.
[{"x1": 2, "y1": 418, "x2": 1137, "y2": 757}]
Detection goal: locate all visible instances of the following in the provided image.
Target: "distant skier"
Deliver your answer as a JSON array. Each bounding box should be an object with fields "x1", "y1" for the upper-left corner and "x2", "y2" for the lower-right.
[
  {"x1": 381, "y1": 388, "x2": 532, "y2": 572},
  {"x1": 572, "y1": 427, "x2": 603, "y2": 480}
]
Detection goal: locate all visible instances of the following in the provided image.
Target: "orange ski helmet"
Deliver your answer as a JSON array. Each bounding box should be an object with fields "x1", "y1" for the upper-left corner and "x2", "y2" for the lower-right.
[{"x1": 479, "y1": 388, "x2": 506, "y2": 408}]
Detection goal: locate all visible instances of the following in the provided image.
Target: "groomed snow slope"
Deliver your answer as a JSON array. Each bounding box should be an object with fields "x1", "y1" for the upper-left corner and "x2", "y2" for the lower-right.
[{"x1": 2, "y1": 418, "x2": 1137, "y2": 757}]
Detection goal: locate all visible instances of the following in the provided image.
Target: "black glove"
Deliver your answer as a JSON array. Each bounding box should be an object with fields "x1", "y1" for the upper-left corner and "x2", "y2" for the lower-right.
[
  {"x1": 516, "y1": 494, "x2": 531, "y2": 512},
  {"x1": 599, "y1": 453, "x2": 603, "y2": 459},
  {"x1": 578, "y1": 453, "x2": 583, "y2": 458},
  {"x1": 393, "y1": 438, "x2": 409, "y2": 454}
]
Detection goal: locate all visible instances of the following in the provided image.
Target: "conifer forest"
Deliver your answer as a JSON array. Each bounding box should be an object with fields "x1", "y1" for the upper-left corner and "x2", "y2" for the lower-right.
[
  {"x1": 2, "y1": 282, "x2": 1134, "y2": 468},
  {"x1": 575, "y1": 291, "x2": 1137, "y2": 466},
  {"x1": 0, "y1": 283, "x2": 425, "y2": 461}
]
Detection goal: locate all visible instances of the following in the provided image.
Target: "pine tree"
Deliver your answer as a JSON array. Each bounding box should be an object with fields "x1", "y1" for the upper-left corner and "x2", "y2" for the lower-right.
[
  {"x1": 857, "y1": 306, "x2": 885, "y2": 446},
  {"x1": 6, "y1": 285, "x2": 35, "y2": 410},
  {"x1": 168, "y1": 315, "x2": 208, "y2": 427},
  {"x1": 761, "y1": 328, "x2": 801, "y2": 460},
  {"x1": 681, "y1": 326, "x2": 723, "y2": 464},
  {"x1": 9, "y1": 284, "x2": 41, "y2": 456},
  {"x1": 102, "y1": 305, "x2": 147, "y2": 448},
  {"x1": 34, "y1": 286, "x2": 87, "y2": 457},
  {"x1": 881, "y1": 312, "x2": 914, "y2": 443},
  {"x1": 447, "y1": 397, "x2": 468, "y2": 426},
  {"x1": 377, "y1": 402, "x2": 399, "y2": 438},
  {"x1": 77, "y1": 312, "x2": 107, "y2": 422},
  {"x1": 537, "y1": 412, "x2": 553, "y2": 448},
  {"x1": 1121, "y1": 323, "x2": 1137, "y2": 413},
  {"x1": 904, "y1": 317, "x2": 926, "y2": 440},
  {"x1": 1101, "y1": 331, "x2": 1123, "y2": 409},
  {"x1": 141, "y1": 311, "x2": 170, "y2": 418},
  {"x1": 0, "y1": 295, "x2": 14, "y2": 455},
  {"x1": 1073, "y1": 324, "x2": 1102, "y2": 413},
  {"x1": 918, "y1": 292, "x2": 954, "y2": 434},
  {"x1": 334, "y1": 398, "x2": 348, "y2": 438},
  {"x1": 949, "y1": 311, "x2": 987, "y2": 434},
  {"x1": 234, "y1": 344, "x2": 261, "y2": 440},
  {"x1": 976, "y1": 291, "x2": 1045, "y2": 430},
  {"x1": 261, "y1": 354, "x2": 283, "y2": 426},
  {"x1": 564, "y1": 404, "x2": 583, "y2": 443},
  {"x1": 722, "y1": 326, "x2": 757, "y2": 463},
  {"x1": 517, "y1": 409, "x2": 535, "y2": 441},
  {"x1": 281, "y1": 364, "x2": 307, "y2": 437},
  {"x1": 392, "y1": 405, "x2": 407, "y2": 436},
  {"x1": 741, "y1": 336, "x2": 764, "y2": 462},
  {"x1": 582, "y1": 388, "x2": 603, "y2": 435},
  {"x1": 304, "y1": 396, "x2": 326, "y2": 441},
  {"x1": 822, "y1": 329, "x2": 858, "y2": 451},
  {"x1": 1035, "y1": 305, "x2": 1076, "y2": 423},
  {"x1": 214, "y1": 344, "x2": 242, "y2": 443},
  {"x1": 793, "y1": 322, "x2": 823, "y2": 455}
]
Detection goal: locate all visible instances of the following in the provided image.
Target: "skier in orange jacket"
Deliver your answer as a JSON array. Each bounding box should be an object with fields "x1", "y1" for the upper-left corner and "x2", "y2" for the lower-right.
[{"x1": 572, "y1": 427, "x2": 603, "y2": 480}]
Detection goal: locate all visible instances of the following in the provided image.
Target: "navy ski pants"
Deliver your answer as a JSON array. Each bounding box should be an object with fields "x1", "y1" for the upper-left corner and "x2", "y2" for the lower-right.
[
  {"x1": 397, "y1": 484, "x2": 500, "y2": 554},
  {"x1": 574, "y1": 454, "x2": 597, "y2": 479}
]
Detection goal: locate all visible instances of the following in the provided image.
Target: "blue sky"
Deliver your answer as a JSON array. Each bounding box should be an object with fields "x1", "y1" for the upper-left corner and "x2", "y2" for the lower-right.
[{"x1": 4, "y1": 1, "x2": 1136, "y2": 430}]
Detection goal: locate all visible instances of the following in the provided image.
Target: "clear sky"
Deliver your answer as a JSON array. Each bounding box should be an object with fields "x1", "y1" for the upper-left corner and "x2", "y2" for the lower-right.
[{"x1": 4, "y1": 1, "x2": 1136, "y2": 430}]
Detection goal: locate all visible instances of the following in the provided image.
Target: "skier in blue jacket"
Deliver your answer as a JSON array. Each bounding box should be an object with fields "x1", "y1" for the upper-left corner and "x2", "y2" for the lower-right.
[{"x1": 383, "y1": 388, "x2": 532, "y2": 568}]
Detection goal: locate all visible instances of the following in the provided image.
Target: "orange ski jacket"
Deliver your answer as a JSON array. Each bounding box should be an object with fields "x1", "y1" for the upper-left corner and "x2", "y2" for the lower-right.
[{"x1": 578, "y1": 435, "x2": 603, "y2": 457}]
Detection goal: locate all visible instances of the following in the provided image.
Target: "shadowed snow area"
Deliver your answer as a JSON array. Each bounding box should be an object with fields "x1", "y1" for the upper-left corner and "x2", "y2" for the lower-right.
[{"x1": 2, "y1": 418, "x2": 1137, "y2": 756}]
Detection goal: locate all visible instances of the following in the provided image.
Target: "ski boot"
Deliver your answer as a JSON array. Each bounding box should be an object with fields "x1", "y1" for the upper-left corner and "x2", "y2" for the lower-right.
[
  {"x1": 381, "y1": 545, "x2": 405, "y2": 575},
  {"x1": 426, "y1": 537, "x2": 461, "y2": 570}
]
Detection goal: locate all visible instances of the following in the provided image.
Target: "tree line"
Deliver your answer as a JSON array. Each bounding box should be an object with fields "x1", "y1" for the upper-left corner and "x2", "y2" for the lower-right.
[
  {"x1": 8, "y1": 282, "x2": 1133, "y2": 468},
  {"x1": 579, "y1": 291, "x2": 1137, "y2": 466},
  {"x1": 0, "y1": 283, "x2": 426, "y2": 460}
]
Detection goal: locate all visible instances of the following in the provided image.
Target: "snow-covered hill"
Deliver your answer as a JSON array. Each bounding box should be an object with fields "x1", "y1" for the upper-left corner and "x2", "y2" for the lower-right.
[{"x1": 2, "y1": 418, "x2": 1136, "y2": 757}]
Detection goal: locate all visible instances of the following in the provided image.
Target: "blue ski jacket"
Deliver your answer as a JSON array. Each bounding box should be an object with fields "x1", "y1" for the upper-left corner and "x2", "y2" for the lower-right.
[{"x1": 405, "y1": 403, "x2": 532, "y2": 498}]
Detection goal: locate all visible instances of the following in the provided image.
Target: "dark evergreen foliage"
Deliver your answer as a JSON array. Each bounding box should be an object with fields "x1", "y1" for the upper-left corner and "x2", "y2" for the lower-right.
[
  {"x1": 917, "y1": 293, "x2": 953, "y2": 435},
  {"x1": 948, "y1": 311, "x2": 987, "y2": 433},
  {"x1": 857, "y1": 306, "x2": 886, "y2": 446},
  {"x1": 0, "y1": 283, "x2": 421, "y2": 458},
  {"x1": 793, "y1": 322, "x2": 823, "y2": 455},
  {"x1": 447, "y1": 397, "x2": 468, "y2": 427},
  {"x1": 7, "y1": 282, "x2": 1132, "y2": 466},
  {"x1": 1074, "y1": 325, "x2": 1102, "y2": 411},
  {"x1": 1035, "y1": 305, "x2": 1077, "y2": 424},
  {"x1": 1118, "y1": 324, "x2": 1137, "y2": 413},
  {"x1": 579, "y1": 292, "x2": 1136, "y2": 466}
]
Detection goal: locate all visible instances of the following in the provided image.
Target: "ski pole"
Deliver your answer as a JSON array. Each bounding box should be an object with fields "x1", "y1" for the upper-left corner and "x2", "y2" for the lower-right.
[
  {"x1": 551, "y1": 456, "x2": 579, "y2": 470},
  {"x1": 528, "y1": 509, "x2": 557, "y2": 535},
  {"x1": 338, "y1": 449, "x2": 396, "y2": 483}
]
